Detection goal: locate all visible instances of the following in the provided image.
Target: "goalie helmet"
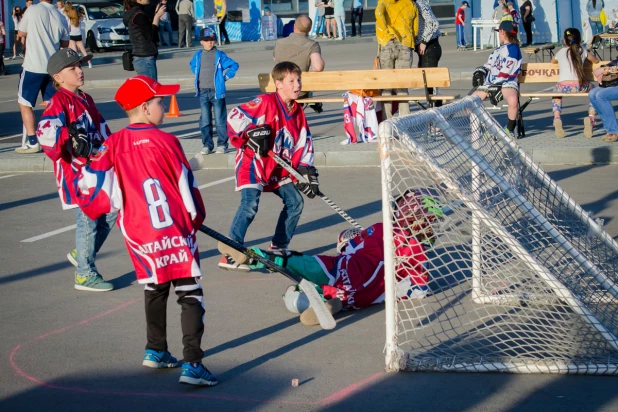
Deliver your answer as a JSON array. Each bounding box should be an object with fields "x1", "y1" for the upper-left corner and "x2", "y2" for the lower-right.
[
  {"x1": 337, "y1": 228, "x2": 363, "y2": 253},
  {"x1": 394, "y1": 189, "x2": 444, "y2": 245},
  {"x1": 472, "y1": 66, "x2": 489, "y2": 87},
  {"x1": 487, "y1": 85, "x2": 504, "y2": 106}
]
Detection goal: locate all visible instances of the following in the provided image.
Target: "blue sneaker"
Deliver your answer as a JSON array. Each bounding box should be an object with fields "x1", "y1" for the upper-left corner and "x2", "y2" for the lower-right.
[
  {"x1": 179, "y1": 363, "x2": 219, "y2": 386},
  {"x1": 142, "y1": 349, "x2": 179, "y2": 369}
]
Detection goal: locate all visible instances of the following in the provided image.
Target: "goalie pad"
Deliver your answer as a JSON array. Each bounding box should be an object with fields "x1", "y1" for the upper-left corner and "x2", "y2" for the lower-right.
[
  {"x1": 487, "y1": 85, "x2": 504, "y2": 106},
  {"x1": 472, "y1": 66, "x2": 489, "y2": 88},
  {"x1": 283, "y1": 285, "x2": 311, "y2": 314}
]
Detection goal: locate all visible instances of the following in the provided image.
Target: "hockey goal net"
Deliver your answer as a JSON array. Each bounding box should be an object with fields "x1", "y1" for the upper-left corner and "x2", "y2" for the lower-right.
[{"x1": 379, "y1": 95, "x2": 618, "y2": 374}]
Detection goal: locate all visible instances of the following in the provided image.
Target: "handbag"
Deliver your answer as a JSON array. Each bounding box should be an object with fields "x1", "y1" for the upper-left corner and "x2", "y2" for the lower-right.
[
  {"x1": 600, "y1": 9, "x2": 608, "y2": 26},
  {"x1": 350, "y1": 46, "x2": 381, "y2": 97},
  {"x1": 122, "y1": 25, "x2": 135, "y2": 71},
  {"x1": 600, "y1": 72, "x2": 618, "y2": 88}
]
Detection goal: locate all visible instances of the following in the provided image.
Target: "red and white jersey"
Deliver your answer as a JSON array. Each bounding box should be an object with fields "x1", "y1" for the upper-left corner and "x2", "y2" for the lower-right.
[
  {"x1": 74, "y1": 124, "x2": 206, "y2": 285},
  {"x1": 314, "y1": 223, "x2": 428, "y2": 310},
  {"x1": 342, "y1": 92, "x2": 379, "y2": 145},
  {"x1": 37, "y1": 88, "x2": 111, "y2": 210},
  {"x1": 227, "y1": 93, "x2": 314, "y2": 192}
]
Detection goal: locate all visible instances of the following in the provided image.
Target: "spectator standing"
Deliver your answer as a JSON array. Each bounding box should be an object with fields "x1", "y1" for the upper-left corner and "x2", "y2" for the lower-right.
[
  {"x1": 324, "y1": 0, "x2": 336, "y2": 39},
  {"x1": 55, "y1": 0, "x2": 69, "y2": 30},
  {"x1": 124, "y1": 0, "x2": 166, "y2": 80},
  {"x1": 550, "y1": 28, "x2": 599, "y2": 138},
  {"x1": 157, "y1": 0, "x2": 174, "y2": 46},
  {"x1": 520, "y1": 0, "x2": 532, "y2": 46},
  {"x1": 507, "y1": 2, "x2": 520, "y2": 26},
  {"x1": 587, "y1": 0, "x2": 605, "y2": 36},
  {"x1": 0, "y1": 21, "x2": 5, "y2": 75},
  {"x1": 12, "y1": 6, "x2": 25, "y2": 59},
  {"x1": 314, "y1": 0, "x2": 326, "y2": 37},
  {"x1": 189, "y1": 27, "x2": 239, "y2": 154},
  {"x1": 500, "y1": 5, "x2": 512, "y2": 21},
  {"x1": 214, "y1": 0, "x2": 231, "y2": 44},
  {"x1": 350, "y1": 0, "x2": 362, "y2": 37},
  {"x1": 455, "y1": 1, "x2": 468, "y2": 50},
  {"x1": 334, "y1": 0, "x2": 346, "y2": 40},
  {"x1": 375, "y1": 0, "x2": 418, "y2": 119},
  {"x1": 414, "y1": 0, "x2": 442, "y2": 106},
  {"x1": 176, "y1": 0, "x2": 194, "y2": 48},
  {"x1": 493, "y1": 0, "x2": 505, "y2": 20},
  {"x1": 15, "y1": 0, "x2": 69, "y2": 154},
  {"x1": 24, "y1": 0, "x2": 34, "y2": 14},
  {"x1": 67, "y1": 6, "x2": 92, "y2": 68},
  {"x1": 590, "y1": 56, "x2": 618, "y2": 142}
]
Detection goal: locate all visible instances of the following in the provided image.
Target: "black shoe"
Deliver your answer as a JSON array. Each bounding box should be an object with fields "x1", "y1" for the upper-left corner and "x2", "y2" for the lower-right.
[
  {"x1": 224, "y1": 39, "x2": 231, "y2": 45},
  {"x1": 171, "y1": 42, "x2": 178, "y2": 45},
  {"x1": 309, "y1": 103, "x2": 323, "y2": 114}
]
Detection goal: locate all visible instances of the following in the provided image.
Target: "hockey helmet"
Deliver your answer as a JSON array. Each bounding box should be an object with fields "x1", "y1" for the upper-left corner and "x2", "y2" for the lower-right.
[
  {"x1": 337, "y1": 227, "x2": 363, "y2": 253},
  {"x1": 394, "y1": 189, "x2": 444, "y2": 244}
]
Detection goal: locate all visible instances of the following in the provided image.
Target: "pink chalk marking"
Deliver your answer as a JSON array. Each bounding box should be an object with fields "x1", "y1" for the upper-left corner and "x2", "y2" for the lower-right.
[{"x1": 8, "y1": 287, "x2": 385, "y2": 406}]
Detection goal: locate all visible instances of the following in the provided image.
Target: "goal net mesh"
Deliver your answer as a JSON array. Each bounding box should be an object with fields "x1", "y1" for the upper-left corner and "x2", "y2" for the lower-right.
[{"x1": 379, "y1": 96, "x2": 618, "y2": 374}]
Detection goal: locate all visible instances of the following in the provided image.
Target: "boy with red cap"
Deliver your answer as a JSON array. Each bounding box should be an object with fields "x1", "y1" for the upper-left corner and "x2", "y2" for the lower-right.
[{"x1": 72, "y1": 75, "x2": 217, "y2": 387}]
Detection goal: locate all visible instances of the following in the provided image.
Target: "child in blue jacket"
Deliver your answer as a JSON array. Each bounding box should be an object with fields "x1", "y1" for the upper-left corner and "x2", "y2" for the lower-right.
[{"x1": 190, "y1": 28, "x2": 239, "y2": 154}]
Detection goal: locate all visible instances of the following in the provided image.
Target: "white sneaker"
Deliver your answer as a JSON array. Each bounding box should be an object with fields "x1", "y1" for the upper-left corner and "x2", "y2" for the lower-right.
[
  {"x1": 200, "y1": 147, "x2": 215, "y2": 155},
  {"x1": 15, "y1": 143, "x2": 42, "y2": 154},
  {"x1": 215, "y1": 147, "x2": 226, "y2": 154},
  {"x1": 88, "y1": 61, "x2": 93, "y2": 68}
]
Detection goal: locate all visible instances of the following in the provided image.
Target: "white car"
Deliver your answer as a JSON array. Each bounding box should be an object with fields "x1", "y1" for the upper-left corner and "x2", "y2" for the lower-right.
[{"x1": 74, "y1": 2, "x2": 130, "y2": 53}]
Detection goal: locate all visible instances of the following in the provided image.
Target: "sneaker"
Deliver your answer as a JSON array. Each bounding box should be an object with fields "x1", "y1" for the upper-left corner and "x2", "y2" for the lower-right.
[
  {"x1": 88, "y1": 61, "x2": 93, "y2": 69},
  {"x1": 11, "y1": 55, "x2": 16, "y2": 60},
  {"x1": 584, "y1": 116, "x2": 594, "y2": 138},
  {"x1": 19, "y1": 53, "x2": 24, "y2": 58},
  {"x1": 215, "y1": 146, "x2": 226, "y2": 154},
  {"x1": 2, "y1": 56, "x2": 8, "y2": 61},
  {"x1": 268, "y1": 244, "x2": 289, "y2": 256},
  {"x1": 67, "y1": 249, "x2": 78, "y2": 268},
  {"x1": 74, "y1": 273, "x2": 114, "y2": 292},
  {"x1": 553, "y1": 117, "x2": 565, "y2": 138},
  {"x1": 15, "y1": 143, "x2": 42, "y2": 154},
  {"x1": 200, "y1": 147, "x2": 215, "y2": 155},
  {"x1": 143, "y1": 349, "x2": 179, "y2": 369},
  {"x1": 224, "y1": 39, "x2": 231, "y2": 45},
  {"x1": 602, "y1": 133, "x2": 618, "y2": 143},
  {"x1": 218, "y1": 254, "x2": 251, "y2": 272},
  {"x1": 179, "y1": 362, "x2": 219, "y2": 386}
]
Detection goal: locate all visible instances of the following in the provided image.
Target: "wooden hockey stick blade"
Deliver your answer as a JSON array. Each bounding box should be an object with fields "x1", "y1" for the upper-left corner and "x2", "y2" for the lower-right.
[
  {"x1": 199, "y1": 224, "x2": 336, "y2": 330},
  {"x1": 300, "y1": 297, "x2": 342, "y2": 326},
  {"x1": 218, "y1": 241, "x2": 249, "y2": 264},
  {"x1": 299, "y1": 279, "x2": 337, "y2": 330}
]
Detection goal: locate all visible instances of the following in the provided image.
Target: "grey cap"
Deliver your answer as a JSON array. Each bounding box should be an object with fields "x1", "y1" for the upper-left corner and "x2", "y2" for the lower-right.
[{"x1": 47, "y1": 48, "x2": 92, "y2": 76}]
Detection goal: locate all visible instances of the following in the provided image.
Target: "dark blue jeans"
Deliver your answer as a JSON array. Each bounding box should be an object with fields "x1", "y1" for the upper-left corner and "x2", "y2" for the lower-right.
[
  {"x1": 133, "y1": 55, "x2": 158, "y2": 80},
  {"x1": 199, "y1": 88, "x2": 228, "y2": 150},
  {"x1": 456, "y1": 24, "x2": 466, "y2": 47},
  {"x1": 228, "y1": 184, "x2": 304, "y2": 249}
]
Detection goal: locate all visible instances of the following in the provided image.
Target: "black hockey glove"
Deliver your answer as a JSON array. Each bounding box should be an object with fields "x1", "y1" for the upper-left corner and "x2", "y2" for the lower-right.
[
  {"x1": 487, "y1": 85, "x2": 504, "y2": 106},
  {"x1": 296, "y1": 166, "x2": 319, "y2": 199},
  {"x1": 472, "y1": 66, "x2": 489, "y2": 87},
  {"x1": 69, "y1": 122, "x2": 93, "y2": 158},
  {"x1": 246, "y1": 125, "x2": 272, "y2": 156}
]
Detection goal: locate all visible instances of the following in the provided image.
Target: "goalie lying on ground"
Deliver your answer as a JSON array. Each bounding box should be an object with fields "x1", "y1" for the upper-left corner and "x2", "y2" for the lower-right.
[{"x1": 246, "y1": 190, "x2": 444, "y2": 325}]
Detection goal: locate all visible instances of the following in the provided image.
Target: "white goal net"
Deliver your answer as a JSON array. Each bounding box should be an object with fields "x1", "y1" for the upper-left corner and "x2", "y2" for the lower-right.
[{"x1": 379, "y1": 95, "x2": 618, "y2": 374}]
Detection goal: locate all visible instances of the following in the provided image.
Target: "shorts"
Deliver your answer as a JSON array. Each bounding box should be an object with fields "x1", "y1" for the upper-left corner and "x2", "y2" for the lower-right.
[
  {"x1": 325, "y1": 15, "x2": 334, "y2": 19},
  {"x1": 17, "y1": 69, "x2": 56, "y2": 107},
  {"x1": 14, "y1": 30, "x2": 18, "y2": 35},
  {"x1": 477, "y1": 80, "x2": 519, "y2": 94},
  {"x1": 70, "y1": 34, "x2": 83, "y2": 41}
]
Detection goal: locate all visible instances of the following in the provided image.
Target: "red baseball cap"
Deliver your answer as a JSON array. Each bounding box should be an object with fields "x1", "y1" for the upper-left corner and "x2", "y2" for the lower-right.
[{"x1": 114, "y1": 76, "x2": 180, "y2": 110}]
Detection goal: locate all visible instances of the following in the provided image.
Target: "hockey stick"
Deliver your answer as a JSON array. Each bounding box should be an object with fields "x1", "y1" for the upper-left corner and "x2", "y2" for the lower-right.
[
  {"x1": 198, "y1": 224, "x2": 336, "y2": 330},
  {"x1": 268, "y1": 151, "x2": 364, "y2": 230}
]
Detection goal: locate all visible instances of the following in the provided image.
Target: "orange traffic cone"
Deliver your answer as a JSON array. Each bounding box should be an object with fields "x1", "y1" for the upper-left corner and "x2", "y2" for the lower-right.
[{"x1": 165, "y1": 95, "x2": 183, "y2": 118}]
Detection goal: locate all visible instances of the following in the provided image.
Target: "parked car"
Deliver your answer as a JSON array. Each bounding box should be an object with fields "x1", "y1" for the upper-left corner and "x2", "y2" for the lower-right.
[{"x1": 74, "y1": 2, "x2": 130, "y2": 52}]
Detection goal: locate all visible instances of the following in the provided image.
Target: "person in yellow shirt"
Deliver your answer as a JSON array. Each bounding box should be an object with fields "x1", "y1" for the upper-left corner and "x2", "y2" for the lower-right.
[
  {"x1": 214, "y1": 0, "x2": 230, "y2": 44},
  {"x1": 500, "y1": 4, "x2": 513, "y2": 22},
  {"x1": 375, "y1": 0, "x2": 418, "y2": 119}
]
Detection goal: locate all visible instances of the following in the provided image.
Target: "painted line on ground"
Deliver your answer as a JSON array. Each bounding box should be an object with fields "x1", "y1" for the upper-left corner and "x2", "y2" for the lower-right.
[
  {"x1": 0, "y1": 174, "x2": 19, "y2": 180},
  {"x1": 0, "y1": 133, "x2": 22, "y2": 141},
  {"x1": 20, "y1": 175, "x2": 234, "y2": 242},
  {"x1": 0, "y1": 98, "x2": 18, "y2": 104}
]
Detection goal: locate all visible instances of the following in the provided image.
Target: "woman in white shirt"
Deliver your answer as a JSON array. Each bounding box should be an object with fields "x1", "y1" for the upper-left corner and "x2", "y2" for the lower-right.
[
  {"x1": 11, "y1": 6, "x2": 24, "y2": 59},
  {"x1": 67, "y1": 6, "x2": 92, "y2": 68},
  {"x1": 550, "y1": 28, "x2": 598, "y2": 138}
]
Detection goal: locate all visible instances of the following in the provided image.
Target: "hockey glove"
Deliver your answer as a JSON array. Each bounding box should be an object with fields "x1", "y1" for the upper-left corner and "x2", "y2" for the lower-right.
[
  {"x1": 472, "y1": 66, "x2": 489, "y2": 87},
  {"x1": 296, "y1": 166, "x2": 320, "y2": 199},
  {"x1": 487, "y1": 85, "x2": 504, "y2": 106},
  {"x1": 69, "y1": 122, "x2": 93, "y2": 158},
  {"x1": 246, "y1": 125, "x2": 272, "y2": 156}
]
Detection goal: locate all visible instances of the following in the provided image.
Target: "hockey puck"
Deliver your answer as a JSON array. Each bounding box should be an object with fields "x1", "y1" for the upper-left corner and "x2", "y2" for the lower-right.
[{"x1": 291, "y1": 379, "x2": 299, "y2": 387}]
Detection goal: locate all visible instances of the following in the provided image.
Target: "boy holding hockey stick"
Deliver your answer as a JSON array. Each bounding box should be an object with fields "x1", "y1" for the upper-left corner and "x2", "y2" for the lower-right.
[
  {"x1": 220, "y1": 61, "x2": 319, "y2": 271},
  {"x1": 72, "y1": 75, "x2": 217, "y2": 387},
  {"x1": 37, "y1": 48, "x2": 118, "y2": 292},
  {"x1": 225, "y1": 189, "x2": 444, "y2": 325}
]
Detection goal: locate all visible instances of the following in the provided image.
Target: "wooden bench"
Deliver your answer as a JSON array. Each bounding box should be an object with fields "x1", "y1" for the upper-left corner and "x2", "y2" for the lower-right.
[
  {"x1": 515, "y1": 61, "x2": 608, "y2": 137},
  {"x1": 521, "y1": 44, "x2": 555, "y2": 62},
  {"x1": 257, "y1": 68, "x2": 460, "y2": 109}
]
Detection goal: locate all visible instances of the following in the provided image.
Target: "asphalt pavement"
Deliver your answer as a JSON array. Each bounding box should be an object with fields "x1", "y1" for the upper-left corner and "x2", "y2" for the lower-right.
[{"x1": 1, "y1": 165, "x2": 618, "y2": 411}]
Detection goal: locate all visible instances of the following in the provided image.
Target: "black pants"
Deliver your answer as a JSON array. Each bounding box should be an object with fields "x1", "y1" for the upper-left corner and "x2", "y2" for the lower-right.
[
  {"x1": 523, "y1": 20, "x2": 533, "y2": 46},
  {"x1": 351, "y1": 7, "x2": 363, "y2": 36},
  {"x1": 219, "y1": 15, "x2": 230, "y2": 42},
  {"x1": 417, "y1": 38, "x2": 443, "y2": 107},
  {"x1": 0, "y1": 44, "x2": 4, "y2": 75},
  {"x1": 144, "y1": 277, "x2": 204, "y2": 363}
]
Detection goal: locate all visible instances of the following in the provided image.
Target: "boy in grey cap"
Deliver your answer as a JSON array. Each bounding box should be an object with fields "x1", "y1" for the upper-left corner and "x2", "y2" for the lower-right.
[{"x1": 37, "y1": 48, "x2": 118, "y2": 292}]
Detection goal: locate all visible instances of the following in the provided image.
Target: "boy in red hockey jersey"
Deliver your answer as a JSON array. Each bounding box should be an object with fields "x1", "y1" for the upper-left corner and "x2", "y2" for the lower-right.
[
  {"x1": 220, "y1": 61, "x2": 318, "y2": 271},
  {"x1": 72, "y1": 76, "x2": 217, "y2": 387},
  {"x1": 248, "y1": 190, "x2": 444, "y2": 325},
  {"x1": 37, "y1": 48, "x2": 117, "y2": 292}
]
